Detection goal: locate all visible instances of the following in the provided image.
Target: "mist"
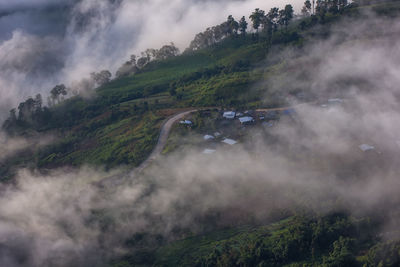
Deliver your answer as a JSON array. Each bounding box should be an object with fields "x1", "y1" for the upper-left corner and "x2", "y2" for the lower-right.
[{"x1": 1, "y1": 2, "x2": 400, "y2": 267}]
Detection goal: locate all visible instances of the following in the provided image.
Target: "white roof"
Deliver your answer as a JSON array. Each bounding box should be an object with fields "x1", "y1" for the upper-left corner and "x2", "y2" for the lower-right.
[
  {"x1": 204, "y1": 135, "x2": 215, "y2": 140},
  {"x1": 222, "y1": 138, "x2": 237, "y2": 145},
  {"x1": 180, "y1": 120, "x2": 192, "y2": 125},
  {"x1": 214, "y1": 132, "x2": 221, "y2": 137},
  {"x1": 202, "y1": 149, "x2": 216, "y2": 154},
  {"x1": 359, "y1": 144, "x2": 375, "y2": 152},
  {"x1": 239, "y1": 116, "x2": 254, "y2": 123},
  {"x1": 223, "y1": 111, "x2": 236, "y2": 119}
]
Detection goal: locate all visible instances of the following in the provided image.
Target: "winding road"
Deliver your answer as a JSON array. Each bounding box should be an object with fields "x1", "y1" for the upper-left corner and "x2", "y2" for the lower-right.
[
  {"x1": 98, "y1": 103, "x2": 309, "y2": 187},
  {"x1": 133, "y1": 102, "x2": 314, "y2": 174},
  {"x1": 97, "y1": 109, "x2": 200, "y2": 187},
  {"x1": 133, "y1": 109, "x2": 198, "y2": 174}
]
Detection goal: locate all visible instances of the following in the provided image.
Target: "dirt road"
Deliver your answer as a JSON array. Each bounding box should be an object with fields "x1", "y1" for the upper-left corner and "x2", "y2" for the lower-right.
[
  {"x1": 97, "y1": 109, "x2": 199, "y2": 187},
  {"x1": 133, "y1": 109, "x2": 198, "y2": 174},
  {"x1": 98, "y1": 103, "x2": 311, "y2": 187}
]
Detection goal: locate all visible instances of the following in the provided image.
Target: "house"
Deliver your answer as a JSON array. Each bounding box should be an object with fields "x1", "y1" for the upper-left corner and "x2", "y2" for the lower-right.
[
  {"x1": 204, "y1": 135, "x2": 215, "y2": 141},
  {"x1": 238, "y1": 116, "x2": 255, "y2": 124},
  {"x1": 236, "y1": 112, "x2": 244, "y2": 117},
  {"x1": 222, "y1": 138, "x2": 237, "y2": 145},
  {"x1": 359, "y1": 144, "x2": 375, "y2": 152},
  {"x1": 223, "y1": 111, "x2": 236, "y2": 119},
  {"x1": 180, "y1": 120, "x2": 193, "y2": 125},
  {"x1": 203, "y1": 149, "x2": 216, "y2": 154}
]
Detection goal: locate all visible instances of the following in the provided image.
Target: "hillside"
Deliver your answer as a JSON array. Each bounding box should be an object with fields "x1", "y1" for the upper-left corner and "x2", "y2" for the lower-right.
[
  {"x1": 0, "y1": 0, "x2": 362, "y2": 179},
  {"x1": 1, "y1": 1, "x2": 400, "y2": 266}
]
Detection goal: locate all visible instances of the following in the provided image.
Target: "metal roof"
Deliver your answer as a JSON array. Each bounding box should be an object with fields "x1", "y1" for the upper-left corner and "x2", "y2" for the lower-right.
[
  {"x1": 238, "y1": 116, "x2": 254, "y2": 123},
  {"x1": 222, "y1": 138, "x2": 237, "y2": 145},
  {"x1": 204, "y1": 135, "x2": 215, "y2": 140}
]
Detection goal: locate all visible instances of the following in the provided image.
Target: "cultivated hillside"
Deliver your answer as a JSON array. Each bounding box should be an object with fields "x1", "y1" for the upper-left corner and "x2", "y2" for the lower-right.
[{"x1": 1, "y1": 1, "x2": 400, "y2": 266}]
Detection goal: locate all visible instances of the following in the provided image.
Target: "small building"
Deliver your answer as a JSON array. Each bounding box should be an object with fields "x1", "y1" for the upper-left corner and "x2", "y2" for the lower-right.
[
  {"x1": 214, "y1": 132, "x2": 222, "y2": 137},
  {"x1": 202, "y1": 149, "x2": 216, "y2": 154},
  {"x1": 238, "y1": 116, "x2": 255, "y2": 124},
  {"x1": 204, "y1": 135, "x2": 215, "y2": 141},
  {"x1": 223, "y1": 111, "x2": 236, "y2": 119},
  {"x1": 236, "y1": 112, "x2": 244, "y2": 117},
  {"x1": 359, "y1": 144, "x2": 375, "y2": 152},
  {"x1": 222, "y1": 138, "x2": 237, "y2": 145},
  {"x1": 180, "y1": 120, "x2": 193, "y2": 125}
]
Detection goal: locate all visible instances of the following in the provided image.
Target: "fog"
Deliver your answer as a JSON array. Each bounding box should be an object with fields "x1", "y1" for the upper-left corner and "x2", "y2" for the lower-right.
[
  {"x1": 1, "y1": 3, "x2": 400, "y2": 267},
  {"x1": 0, "y1": 0, "x2": 303, "y2": 121}
]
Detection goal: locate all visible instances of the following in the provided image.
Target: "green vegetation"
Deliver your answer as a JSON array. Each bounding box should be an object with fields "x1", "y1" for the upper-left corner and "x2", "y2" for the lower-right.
[
  {"x1": 111, "y1": 213, "x2": 397, "y2": 267},
  {"x1": 2, "y1": 1, "x2": 400, "y2": 265},
  {"x1": 1, "y1": 6, "x2": 303, "y2": 179}
]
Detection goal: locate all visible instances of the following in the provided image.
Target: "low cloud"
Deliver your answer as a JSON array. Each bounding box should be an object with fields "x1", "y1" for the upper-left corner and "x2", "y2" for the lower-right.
[
  {"x1": 0, "y1": 131, "x2": 54, "y2": 161},
  {"x1": 1, "y1": 3, "x2": 400, "y2": 267}
]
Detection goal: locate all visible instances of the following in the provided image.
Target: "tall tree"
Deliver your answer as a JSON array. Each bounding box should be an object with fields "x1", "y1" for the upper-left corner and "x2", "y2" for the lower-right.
[
  {"x1": 316, "y1": 0, "x2": 328, "y2": 18},
  {"x1": 239, "y1": 16, "x2": 248, "y2": 36},
  {"x1": 285, "y1": 4, "x2": 294, "y2": 21},
  {"x1": 17, "y1": 97, "x2": 35, "y2": 122},
  {"x1": 267, "y1": 7, "x2": 280, "y2": 32},
  {"x1": 261, "y1": 15, "x2": 273, "y2": 44},
  {"x1": 279, "y1": 5, "x2": 294, "y2": 29},
  {"x1": 155, "y1": 43, "x2": 180, "y2": 60},
  {"x1": 249, "y1": 8, "x2": 265, "y2": 35},
  {"x1": 34, "y1": 94, "x2": 42, "y2": 112},
  {"x1": 91, "y1": 70, "x2": 112, "y2": 86},
  {"x1": 302, "y1": 0, "x2": 312, "y2": 16},
  {"x1": 50, "y1": 84, "x2": 67, "y2": 104},
  {"x1": 226, "y1": 15, "x2": 239, "y2": 36}
]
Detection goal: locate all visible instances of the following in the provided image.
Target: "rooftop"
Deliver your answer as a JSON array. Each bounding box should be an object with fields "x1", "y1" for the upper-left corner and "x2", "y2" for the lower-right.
[{"x1": 222, "y1": 138, "x2": 237, "y2": 145}]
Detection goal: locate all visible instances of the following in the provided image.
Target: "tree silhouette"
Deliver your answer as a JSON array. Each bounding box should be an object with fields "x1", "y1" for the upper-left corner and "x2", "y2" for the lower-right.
[
  {"x1": 249, "y1": 8, "x2": 265, "y2": 35},
  {"x1": 302, "y1": 0, "x2": 312, "y2": 16},
  {"x1": 239, "y1": 16, "x2": 248, "y2": 36}
]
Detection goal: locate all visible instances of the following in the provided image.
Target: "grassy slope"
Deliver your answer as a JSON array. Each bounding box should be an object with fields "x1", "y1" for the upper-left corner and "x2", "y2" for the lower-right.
[
  {"x1": 1, "y1": 27, "x2": 281, "y2": 178},
  {"x1": 110, "y1": 2, "x2": 400, "y2": 266},
  {"x1": 3, "y1": 2, "x2": 400, "y2": 265}
]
